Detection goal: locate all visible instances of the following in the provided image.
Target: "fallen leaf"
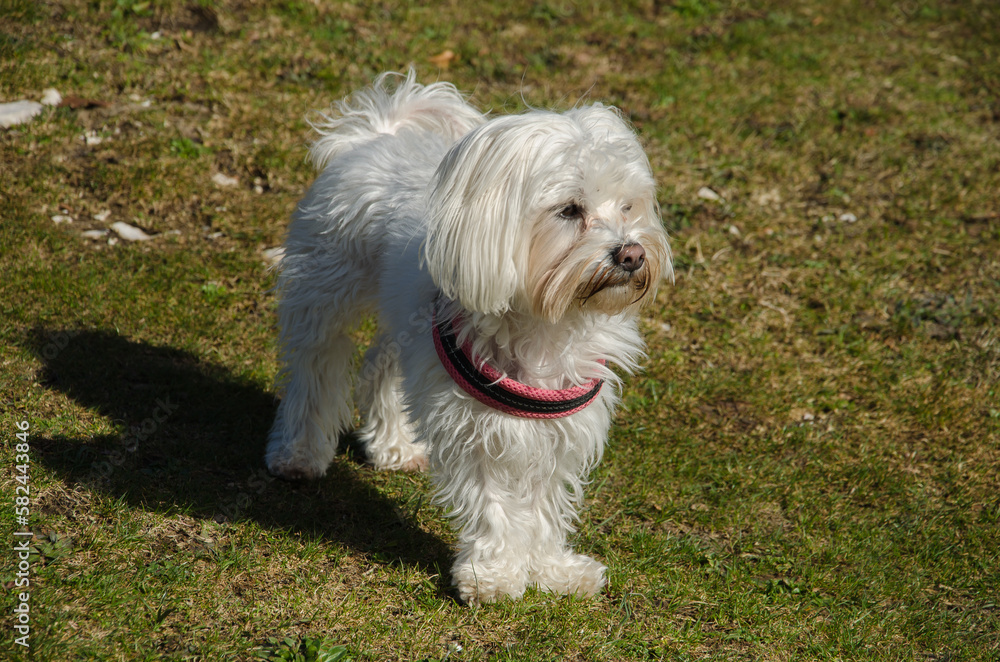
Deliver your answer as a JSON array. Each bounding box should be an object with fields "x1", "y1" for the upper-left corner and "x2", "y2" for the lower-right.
[
  {"x1": 429, "y1": 49, "x2": 456, "y2": 69},
  {"x1": 59, "y1": 96, "x2": 110, "y2": 110}
]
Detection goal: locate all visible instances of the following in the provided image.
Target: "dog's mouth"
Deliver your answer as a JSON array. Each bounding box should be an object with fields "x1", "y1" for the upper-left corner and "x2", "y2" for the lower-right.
[
  {"x1": 575, "y1": 242, "x2": 654, "y2": 305},
  {"x1": 575, "y1": 262, "x2": 651, "y2": 305}
]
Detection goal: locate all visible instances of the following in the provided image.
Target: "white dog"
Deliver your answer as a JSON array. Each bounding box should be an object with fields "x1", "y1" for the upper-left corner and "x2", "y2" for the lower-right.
[{"x1": 266, "y1": 71, "x2": 671, "y2": 604}]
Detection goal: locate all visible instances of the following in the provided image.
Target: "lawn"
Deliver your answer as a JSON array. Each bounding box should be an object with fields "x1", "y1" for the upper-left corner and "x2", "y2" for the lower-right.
[{"x1": 1, "y1": 0, "x2": 998, "y2": 660}]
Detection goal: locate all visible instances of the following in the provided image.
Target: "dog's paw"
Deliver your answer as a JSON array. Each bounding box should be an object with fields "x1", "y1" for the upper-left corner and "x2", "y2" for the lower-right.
[
  {"x1": 453, "y1": 560, "x2": 527, "y2": 605},
  {"x1": 264, "y1": 445, "x2": 330, "y2": 481},
  {"x1": 531, "y1": 552, "x2": 607, "y2": 598},
  {"x1": 394, "y1": 452, "x2": 430, "y2": 473},
  {"x1": 365, "y1": 439, "x2": 429, "y2": 473}
]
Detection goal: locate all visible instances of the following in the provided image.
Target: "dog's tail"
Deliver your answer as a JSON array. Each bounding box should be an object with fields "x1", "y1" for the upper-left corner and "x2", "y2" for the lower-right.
[{"x1": 307, "y1": 70, "x2": 484, "y2": 171}]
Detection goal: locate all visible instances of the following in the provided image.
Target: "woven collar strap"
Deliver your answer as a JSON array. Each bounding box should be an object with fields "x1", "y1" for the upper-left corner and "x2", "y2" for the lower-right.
[{"x1": 432, "y1": 310, "x2": 604, "y2": 419}]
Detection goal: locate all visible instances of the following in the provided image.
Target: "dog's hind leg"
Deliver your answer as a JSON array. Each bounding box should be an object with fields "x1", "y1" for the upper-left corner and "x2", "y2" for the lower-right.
[
  {"x1": 356, "y1": 337, "x2": 428, "y2": 472},
  {"x1": 266, "y1": 261, "x2": 366, "y2": 480}
]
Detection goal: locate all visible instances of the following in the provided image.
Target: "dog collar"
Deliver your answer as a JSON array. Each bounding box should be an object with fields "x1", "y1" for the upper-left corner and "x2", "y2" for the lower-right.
[{"x1": 432, "y1": 309, "x2": 604, "y2": 419}]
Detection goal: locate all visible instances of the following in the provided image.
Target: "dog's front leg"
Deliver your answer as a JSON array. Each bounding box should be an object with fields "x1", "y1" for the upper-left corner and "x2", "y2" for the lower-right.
[
  {"x1": 433, "y1": 424, "x2": 607, "y2": 604},
  {"x1": 431, "y1": 436, "x2": 535, "y2": 604},
  {"x1": 448, "y1": 497, "x2": 533, "y2": 605}
]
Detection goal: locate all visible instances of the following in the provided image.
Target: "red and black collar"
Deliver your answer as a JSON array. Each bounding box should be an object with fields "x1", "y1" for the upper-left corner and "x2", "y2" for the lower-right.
[{"x1": 432, "y1": 308, "x2": 604, "y2": 419}]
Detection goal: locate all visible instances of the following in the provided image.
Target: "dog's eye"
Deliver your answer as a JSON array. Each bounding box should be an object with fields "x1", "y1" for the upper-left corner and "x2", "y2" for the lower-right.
[
  {"x1": 559, "y1": 204, "x2": 584, "y2": 220},
  {"x1": 621, "y1": 203, "x2": 633, "y2": 214}
]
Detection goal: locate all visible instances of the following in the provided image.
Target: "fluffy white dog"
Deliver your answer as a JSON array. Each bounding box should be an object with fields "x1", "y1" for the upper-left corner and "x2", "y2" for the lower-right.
[{"x1": 266, "y1": 71, "x2": 671, "y2": 604}]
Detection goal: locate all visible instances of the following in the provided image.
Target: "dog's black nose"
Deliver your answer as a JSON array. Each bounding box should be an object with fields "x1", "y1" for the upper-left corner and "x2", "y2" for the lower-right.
[{"x1": 613, "y1": 243, "x2": 645, "y2": 272}]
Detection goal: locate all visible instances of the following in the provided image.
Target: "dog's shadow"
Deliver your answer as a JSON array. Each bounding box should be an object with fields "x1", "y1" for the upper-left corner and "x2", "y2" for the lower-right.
[{"x1": 22, "y1": 328, "x2": 452, "y2": 588}]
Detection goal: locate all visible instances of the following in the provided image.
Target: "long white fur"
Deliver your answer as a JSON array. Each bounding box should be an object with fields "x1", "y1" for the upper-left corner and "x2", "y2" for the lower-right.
[{"x1": 266, "y1": 71, "x2": 671, "y2": 604}]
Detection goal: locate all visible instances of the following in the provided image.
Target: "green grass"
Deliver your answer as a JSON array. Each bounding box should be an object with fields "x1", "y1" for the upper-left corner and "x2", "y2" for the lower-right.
[{"x1": 2, "y1": 0, "x2": 998, "y2": 659}]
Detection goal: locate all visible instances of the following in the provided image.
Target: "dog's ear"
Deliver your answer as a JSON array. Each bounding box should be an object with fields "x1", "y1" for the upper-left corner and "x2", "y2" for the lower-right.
[{"x1": 423, "y1": 116, "x2": 559, "y2": 315}]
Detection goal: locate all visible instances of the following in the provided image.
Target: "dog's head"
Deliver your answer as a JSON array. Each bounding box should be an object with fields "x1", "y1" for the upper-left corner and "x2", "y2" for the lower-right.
[{"x1": 423, "y1": 104, "x2": 671, "y2": 322}]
